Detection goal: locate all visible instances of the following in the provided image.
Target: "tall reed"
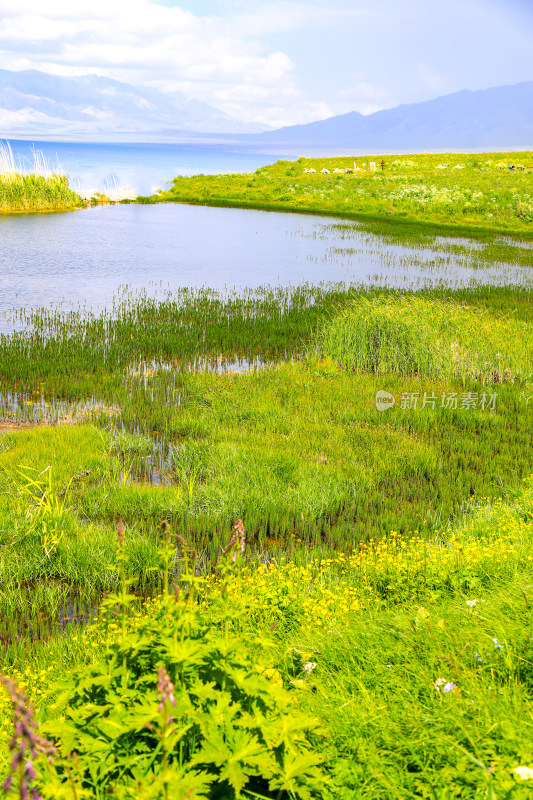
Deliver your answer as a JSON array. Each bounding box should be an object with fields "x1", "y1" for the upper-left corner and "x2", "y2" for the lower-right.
[{"x1": 0, "y1": 141, "x2": 83, "y2": 212}]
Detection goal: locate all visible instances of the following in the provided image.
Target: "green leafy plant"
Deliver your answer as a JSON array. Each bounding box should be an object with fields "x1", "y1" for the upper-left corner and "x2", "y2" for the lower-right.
[
  {"x1": 16, "y1": 465, "x2": 73, "y2": 558},
  {"x1": 41, "y1": 522, "x2": 329, "y2": 798}
]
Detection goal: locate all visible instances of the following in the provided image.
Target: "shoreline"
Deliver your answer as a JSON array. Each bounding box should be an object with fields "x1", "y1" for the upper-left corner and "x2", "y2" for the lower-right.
[{"x1": 135, "y1": 195, "x2": 533, "y2": 243}]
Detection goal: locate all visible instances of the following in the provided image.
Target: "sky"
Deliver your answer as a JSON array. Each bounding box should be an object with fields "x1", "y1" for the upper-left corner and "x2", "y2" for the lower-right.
[{"x1": 0, "y1": 0, "x2": 531, "y2": 128}]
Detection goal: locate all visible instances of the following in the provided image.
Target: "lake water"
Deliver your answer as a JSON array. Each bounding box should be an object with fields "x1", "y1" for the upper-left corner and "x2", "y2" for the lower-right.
[
  {"x1": 5, "y1": 138, "x2": 293, "y2": 197},
  {"x1": 1, "y1": 202, "x2": 531, "y2": 334}
]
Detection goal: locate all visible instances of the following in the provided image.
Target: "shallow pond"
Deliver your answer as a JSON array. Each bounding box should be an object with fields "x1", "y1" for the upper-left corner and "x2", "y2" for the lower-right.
[{"x1": 1, "y1": 203, "x2": 531, "y2": 334}]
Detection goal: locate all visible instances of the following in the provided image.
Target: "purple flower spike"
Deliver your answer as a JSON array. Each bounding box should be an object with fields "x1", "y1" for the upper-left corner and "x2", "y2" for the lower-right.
[
  {"x1": 0, "y1": 674, "x2": 57, "y2": 800},
  {"x1": 235, "y1": 519, "x2": 246, "y2": 553},
  {"x1": 157, "y1": 666, "x2": 176, "y2": 712}
]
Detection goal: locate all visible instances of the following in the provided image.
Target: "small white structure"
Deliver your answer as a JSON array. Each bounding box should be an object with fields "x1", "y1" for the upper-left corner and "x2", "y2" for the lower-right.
[
  {"x1": 369, "y1": 162, "x2": 376, "y2": 171},
  {"x1": 320, "y1": 168, "x2": 330, "y2": 174},
  {"x1": 308, "y1": 168, "x2": 316, "y2": 174}
]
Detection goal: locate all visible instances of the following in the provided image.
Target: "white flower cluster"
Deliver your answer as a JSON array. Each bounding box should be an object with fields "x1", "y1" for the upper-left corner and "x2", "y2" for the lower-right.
[{"x1": 386, "y1": 183, "x2": 485, "y2": 208}]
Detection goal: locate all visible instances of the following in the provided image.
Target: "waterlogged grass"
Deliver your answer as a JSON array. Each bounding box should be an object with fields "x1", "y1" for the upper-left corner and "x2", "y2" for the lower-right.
[
  {"x1": 0, "y1": 285, "x2": 530, "y2": 586},
  {"x1": 0, "y1": 285, "x2": 358, "y2": 397},
  {"x1": 0, "y1": 259, "x2": 532, "y2": 795},
  {"x1": 0, "y1": 358, "x2": 530, "y2": 614},
  {"x1": 151, "y1": 150, "x2": 533, "y2": 236},
  {"x1": 1, "y1": 282, "x2": 532, "y2": 400}
]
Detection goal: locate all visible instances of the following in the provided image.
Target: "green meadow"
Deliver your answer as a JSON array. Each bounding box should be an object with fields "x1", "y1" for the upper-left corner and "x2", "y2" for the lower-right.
[
  {"x1": 1, "y1": 157, "x2": 533, "y2": 797},
  {"x1": 147, "y1": 151, "x2": 533, "y2": 236}
]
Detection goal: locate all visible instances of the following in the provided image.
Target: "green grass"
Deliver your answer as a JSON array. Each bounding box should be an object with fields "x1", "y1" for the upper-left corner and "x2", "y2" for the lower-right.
[
  {"x1": 0, "y1": 172, "x2": 84, "y2": 213},
  {"x1": 0, "y1": 142, "x2": 84, "y2": 213},
  {"x1": 0, "y1": 282, "x2": 531, "y2": 630},
  {"x1": 148, "y1": 150, "x2": 533, "y2": 238},
  {"x1": 2, "y1": 476, "x2": 533, "y2": 797},
  {"x1": 0, "y1": 222, "x2": 532, "y2": 796},
  {"x1": 314, "y1": 292, "x2": 533, "y2": 382}
]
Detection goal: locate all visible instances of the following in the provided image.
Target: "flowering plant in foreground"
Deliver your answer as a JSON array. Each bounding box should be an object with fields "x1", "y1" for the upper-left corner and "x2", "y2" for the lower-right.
[
  {"x1": 514, "y1": 766, "x2": 533, "y2": 780},
  {"x1": 434, "y1": 678, "x2": 458, "y2": 694},
  {"x1": 35, "y1": 524, "x2": 328, "y2": 798},
  {"x1": 0, "y1": 674, "x2": 56, "y2": 800}
]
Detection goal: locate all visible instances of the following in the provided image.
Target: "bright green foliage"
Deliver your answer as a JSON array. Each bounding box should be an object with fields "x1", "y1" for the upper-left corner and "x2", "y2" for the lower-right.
[
  {"x1": 41, "y1": 547, "x2": 328, "y2": 799},
  {"x1": 315, "y1": 293, "x2": 533, "y2": 382},
  {"x1": 0, "y1": 284, "x2": 532, "y2": 639},
  {"x1": 15, "y1": 464, "x2": 74, "y2": 559},
  {"x1": 0, "y1": 218, "x2": 533, "y2": 796},
  {"x1": 0, "y1": 173, "x2": 84, "y2": 213},
  {"x1": 3, "y1": 482, "x2": 533, "y2": 798},
  {"x1": 153, "y1": 151, "x2": 533, "y2": 235}
]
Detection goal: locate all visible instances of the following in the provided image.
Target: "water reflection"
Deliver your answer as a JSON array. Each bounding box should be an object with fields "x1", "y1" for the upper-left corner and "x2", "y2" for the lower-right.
[{"x1": 1, "y1": 204, "x2": 531, "y2": 335}]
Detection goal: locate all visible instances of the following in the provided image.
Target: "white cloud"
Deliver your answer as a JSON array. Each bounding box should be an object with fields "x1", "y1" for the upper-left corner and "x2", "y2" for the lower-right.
[
  {"x1": 0, "y1": 0, "x2": 530, "y2": 128},
  {"x1": 336, "y1": 82, "x2": 390, "y2": 115},
  {"x1": 0, "y1": 0, "x2": 325, "y2": 125},
  {"x1": 225, "y1": 1, "x2": 363, "y2": 36}
]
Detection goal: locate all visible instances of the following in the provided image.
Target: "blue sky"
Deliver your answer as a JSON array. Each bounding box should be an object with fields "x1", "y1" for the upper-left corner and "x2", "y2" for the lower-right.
[{"x1": 0, "y1": 0, "x2": 531, "y2": 127}]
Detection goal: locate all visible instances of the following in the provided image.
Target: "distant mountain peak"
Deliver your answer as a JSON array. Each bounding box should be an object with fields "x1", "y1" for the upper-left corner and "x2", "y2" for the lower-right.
[
  {"x1": 0, "y1": 68, "x2": 268, "y2": 136},
  {"x1": 260, "y1": 81, "x2": 533, "y2": 149}
]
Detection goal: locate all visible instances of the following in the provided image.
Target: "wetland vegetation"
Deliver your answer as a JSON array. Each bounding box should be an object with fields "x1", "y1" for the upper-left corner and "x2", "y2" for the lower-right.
[
  {"x1": 150, "y1": 151, "x2": 533, "y2": 237},
  {"x1": 0, "y1": 144, "x2": 83, "y2": 214},
  {"x1": 0, "y1": 158, "x2": 533, "y2": 797}
]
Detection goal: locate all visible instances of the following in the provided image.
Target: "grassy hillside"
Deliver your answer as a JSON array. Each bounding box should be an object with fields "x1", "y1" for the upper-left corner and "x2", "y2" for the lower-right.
[{"x1": 148, "y1": 151, "x2": 533, "y2": 237}]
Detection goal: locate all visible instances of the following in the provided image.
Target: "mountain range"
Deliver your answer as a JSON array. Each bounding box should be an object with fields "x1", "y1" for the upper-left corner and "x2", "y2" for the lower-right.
[
  {"x1": 254, "y1": 82, "x2": 533, "y2": 150},
  {"x1": 0, "y1": 68, "x2": 532, "y2": 150},
  {"x1": 0, "y1": 69, "x2": 267, "y2": 135}
]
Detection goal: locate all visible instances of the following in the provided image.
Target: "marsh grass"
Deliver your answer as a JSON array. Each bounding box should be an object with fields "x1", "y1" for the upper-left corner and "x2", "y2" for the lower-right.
[
  {"x1": 0, "y1": 286, "x2": 530, "y2": 654},
  {"x1": 0, "y1": 180, "x2": 532, "y2": 795},
  {"x1": 315, "y1": 293, "x2": 533, "y2": 382},
  {"x1": 0, "y1": 141, "x2": 84, "y2": 213}
]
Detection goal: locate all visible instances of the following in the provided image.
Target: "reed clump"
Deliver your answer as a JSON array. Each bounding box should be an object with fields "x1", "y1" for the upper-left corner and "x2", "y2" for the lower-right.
[
  {"x1": 314, "y1": 293, "x2": 533, "y2": 383},
  {"x1": 0, "y1": 142, "x2": 84, "y2": 213}
]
